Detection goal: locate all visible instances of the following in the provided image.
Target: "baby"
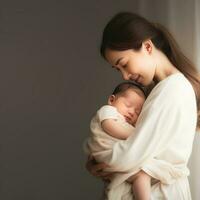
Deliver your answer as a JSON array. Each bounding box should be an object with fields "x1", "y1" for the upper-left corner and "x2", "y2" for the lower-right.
[{"x1": 85, "y1": 82, "x2": 151, "y2": 200}]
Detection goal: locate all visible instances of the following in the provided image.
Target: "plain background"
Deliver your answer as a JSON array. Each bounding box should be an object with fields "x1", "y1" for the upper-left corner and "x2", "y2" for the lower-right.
[{"x1": 0, "y1": 0, "x2": 195, "y2": 200}]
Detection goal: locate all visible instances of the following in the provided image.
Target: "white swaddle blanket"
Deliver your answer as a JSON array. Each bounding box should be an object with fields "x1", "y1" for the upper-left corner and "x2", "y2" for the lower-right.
[
  {"x1": 85, "y1": 104, "x2": 137, "y2": 199},
  {"x1": 85, "y1": 73, "x2": 197, "y2": 199}
]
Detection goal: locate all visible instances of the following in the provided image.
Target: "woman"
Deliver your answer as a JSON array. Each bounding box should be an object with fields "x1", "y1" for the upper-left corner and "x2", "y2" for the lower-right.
[{"x1": 86, "y1": 12, "x2": 200, "y2": 199}]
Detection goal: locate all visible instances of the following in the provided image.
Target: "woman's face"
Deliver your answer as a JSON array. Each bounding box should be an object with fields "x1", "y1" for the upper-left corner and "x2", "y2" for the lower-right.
[{"x1": 105, "y1": 42, "x2": 156, "y2": 86}]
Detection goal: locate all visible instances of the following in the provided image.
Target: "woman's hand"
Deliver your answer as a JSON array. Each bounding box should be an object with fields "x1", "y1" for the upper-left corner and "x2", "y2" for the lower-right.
[{"x1": 85, "y1": 155, "x2": 113, "y2": 182}]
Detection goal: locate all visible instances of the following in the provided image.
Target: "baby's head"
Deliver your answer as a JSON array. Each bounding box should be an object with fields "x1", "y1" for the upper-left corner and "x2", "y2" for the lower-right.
[{"x1": 108, "y1": 82, "x2": 146, "y2": 126}]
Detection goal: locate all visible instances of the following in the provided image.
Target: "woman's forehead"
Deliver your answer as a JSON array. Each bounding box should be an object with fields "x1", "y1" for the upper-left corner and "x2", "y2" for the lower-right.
[{"x1": 105, "y1": 49, "x2": 129, "y2": 65}]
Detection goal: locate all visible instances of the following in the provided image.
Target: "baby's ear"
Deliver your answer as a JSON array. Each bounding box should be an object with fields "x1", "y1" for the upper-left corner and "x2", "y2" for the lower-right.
[{"x1": 108, "y1": 95, "x2": 115, "y2": 105}]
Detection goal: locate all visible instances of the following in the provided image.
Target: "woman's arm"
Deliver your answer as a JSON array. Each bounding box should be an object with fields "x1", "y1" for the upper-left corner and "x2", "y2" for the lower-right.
[
  {"x1": 85, "y1": 155, "x2": 113, "y2": 182},
  {"x1": 97, "y1": 77, "x2": 196, "y2": 183}
]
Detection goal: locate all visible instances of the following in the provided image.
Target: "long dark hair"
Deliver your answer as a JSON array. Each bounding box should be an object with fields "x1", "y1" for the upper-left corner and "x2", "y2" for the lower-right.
[{"x1": 100, "y1": 12, "x2": 200, "y2": 130}]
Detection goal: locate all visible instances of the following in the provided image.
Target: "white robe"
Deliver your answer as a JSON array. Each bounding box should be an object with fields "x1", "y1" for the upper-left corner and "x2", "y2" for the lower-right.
[{"x1": 95, "y1": 73, "x2": 197, "y2": 199}]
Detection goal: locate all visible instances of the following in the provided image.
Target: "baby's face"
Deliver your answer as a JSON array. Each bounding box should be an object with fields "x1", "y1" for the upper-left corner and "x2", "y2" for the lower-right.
[{"x1": 109, "y1": 89, "x2": 145, "y2": 125}]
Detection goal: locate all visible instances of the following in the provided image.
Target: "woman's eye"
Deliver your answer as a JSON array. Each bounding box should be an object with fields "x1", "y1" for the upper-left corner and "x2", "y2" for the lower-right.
[
  {"x1": 122, "y1": 63, "x2": 128, "y2": 69},
  {"x1": 115, "y1": 68, "x2": 120, "y2": 72}
]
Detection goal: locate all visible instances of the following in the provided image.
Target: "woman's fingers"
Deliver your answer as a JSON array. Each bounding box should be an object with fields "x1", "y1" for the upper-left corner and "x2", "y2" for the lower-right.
[
  {"x1": 85, "y1": 156, "x2": 98, "y2": 174},
  {"x1": 93, "y1": 162, "x2": 108, "y2": 171},
  {"x1": 97, "y1": 170, "x2": 111, "y2": 177},
  {"x1": 102, "y1": 174, "x2": 113, "y2": 182},
  {"x1": 91, "y1": 162, "x2": 108, "y2": 176},
  {"x1": 85, "y1": 156, "x2": 112, "y2": 178}
]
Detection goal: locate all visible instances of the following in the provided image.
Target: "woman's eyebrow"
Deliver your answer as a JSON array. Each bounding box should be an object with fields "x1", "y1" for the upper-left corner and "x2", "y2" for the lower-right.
[{"x1": 112, "y1": 66, "x2": 120, "y2": 71}]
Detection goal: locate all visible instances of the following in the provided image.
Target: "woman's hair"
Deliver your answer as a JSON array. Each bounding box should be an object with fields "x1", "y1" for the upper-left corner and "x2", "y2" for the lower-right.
[{"x1": 100, "y1": 12, "x2": 200, "y2": 130}]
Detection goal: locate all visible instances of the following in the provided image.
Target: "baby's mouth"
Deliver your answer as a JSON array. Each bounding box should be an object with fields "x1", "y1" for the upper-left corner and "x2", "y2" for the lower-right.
[{"x1": 125, "y1": 116, "x2": 132, "y2": 123}]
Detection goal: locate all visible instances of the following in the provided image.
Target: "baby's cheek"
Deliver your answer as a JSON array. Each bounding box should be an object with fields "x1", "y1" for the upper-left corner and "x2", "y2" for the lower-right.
[{"x1": 132, "y1": 116, "x2": 137, "y2": 125}]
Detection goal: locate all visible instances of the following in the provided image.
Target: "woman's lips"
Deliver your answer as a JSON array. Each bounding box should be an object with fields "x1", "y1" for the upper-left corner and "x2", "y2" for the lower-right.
[
  {"x1": 135, "y1": 76, "x2": 140, "y2": 83},
  {"x1": 131, "y1": 75, "x2": 140, "y2": 83}
]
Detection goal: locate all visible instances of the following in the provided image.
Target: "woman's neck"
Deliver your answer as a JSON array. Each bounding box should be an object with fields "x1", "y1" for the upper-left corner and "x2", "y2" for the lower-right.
[{"x1": 153, "y1": 50, "x2": 180, "y2": 82}]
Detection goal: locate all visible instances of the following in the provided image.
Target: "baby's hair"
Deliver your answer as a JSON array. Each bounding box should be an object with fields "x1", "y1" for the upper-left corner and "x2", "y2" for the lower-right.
[{"x1": 112, "y1": 81, "x2": 146, "y2": 98}]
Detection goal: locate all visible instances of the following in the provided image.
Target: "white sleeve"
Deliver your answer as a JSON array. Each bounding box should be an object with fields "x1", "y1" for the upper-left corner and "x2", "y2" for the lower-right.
[{"x1": 98, "y1": 105, "x2": 120, "y2": 122}]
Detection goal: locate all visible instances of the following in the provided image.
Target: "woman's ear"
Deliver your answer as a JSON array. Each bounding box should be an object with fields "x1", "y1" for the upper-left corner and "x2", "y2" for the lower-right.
[
  {"x1": 143, "y1": 39, "x2": 153, "y2": 54},
  {"x1": 108, "y1": 95, "x2": 116, "y2": 105}
]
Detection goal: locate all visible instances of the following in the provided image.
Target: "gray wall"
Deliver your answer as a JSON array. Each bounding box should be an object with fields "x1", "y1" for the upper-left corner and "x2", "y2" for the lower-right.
[{"x1": 0, "y1": 1, "x2": 170, "y2": 200}]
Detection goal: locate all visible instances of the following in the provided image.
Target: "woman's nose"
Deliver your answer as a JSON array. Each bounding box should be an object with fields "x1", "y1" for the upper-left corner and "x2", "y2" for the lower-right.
[{"x1": 122, "y1": 71, "x2": 130, "y2": 80}]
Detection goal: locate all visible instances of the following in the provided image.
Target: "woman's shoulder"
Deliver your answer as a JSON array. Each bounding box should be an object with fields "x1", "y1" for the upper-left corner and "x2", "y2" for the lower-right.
[
  {"x1": 145, "y1": 73, "x2": 196, "y2": 107},
  {"x1": 139, "y1": 73, "x2": 197, "y2": 127},
  {"x1": 153, "y1": 73, "x2": 194, "y2": 96}
]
